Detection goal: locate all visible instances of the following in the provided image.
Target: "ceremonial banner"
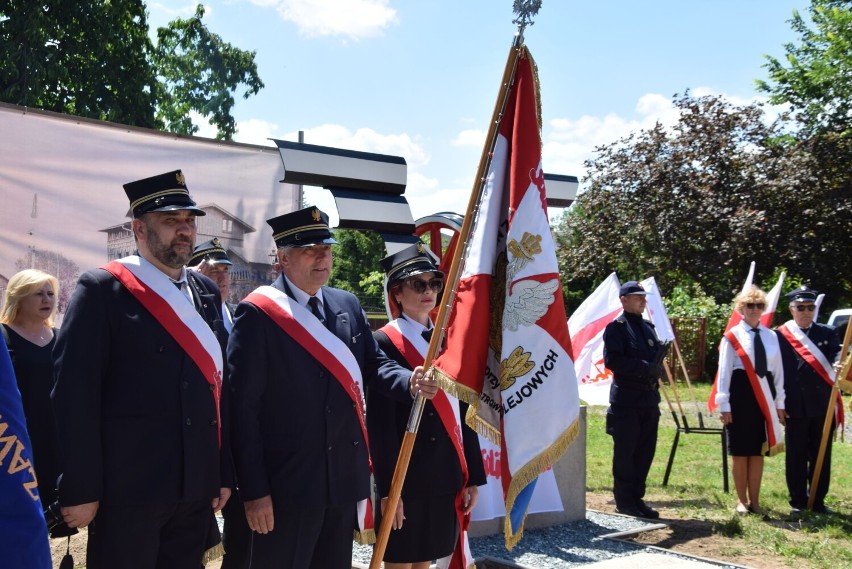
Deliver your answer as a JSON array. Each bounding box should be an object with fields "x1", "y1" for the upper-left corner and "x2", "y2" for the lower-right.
[
  {"x1": 568, "y1": 272, "x2": 622, "y2": 406},
  {"x1": 0, "y1": 334, "x2": 52, "y2": 568},
  {"x1": 432, "y1": 47, "x2": 580, "y2": 549},
  {"x1": 470, "y1": 435, "x2": 563, "y2": 522}
]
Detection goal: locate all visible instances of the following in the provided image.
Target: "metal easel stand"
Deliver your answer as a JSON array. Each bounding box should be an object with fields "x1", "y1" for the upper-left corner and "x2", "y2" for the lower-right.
[{"x1": 662, "y1": 413, "x2": 729, "y2": 493}]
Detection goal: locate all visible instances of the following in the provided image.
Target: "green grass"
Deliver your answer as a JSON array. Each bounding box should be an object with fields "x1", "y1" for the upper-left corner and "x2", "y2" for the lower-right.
[{"x1": 584, "y1": 382, "x2": 852, "y2": 569}]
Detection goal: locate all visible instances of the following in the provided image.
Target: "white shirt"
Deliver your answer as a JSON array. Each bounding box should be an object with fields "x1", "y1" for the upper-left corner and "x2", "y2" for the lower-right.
[{"x1": 715, "y1": 320, "x2": 785, "y2": 413}]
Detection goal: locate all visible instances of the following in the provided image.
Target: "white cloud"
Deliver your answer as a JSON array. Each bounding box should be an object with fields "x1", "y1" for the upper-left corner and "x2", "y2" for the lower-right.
[
  {"x1": 149, "y1": 1, "x2": 208, "y2": 19},
  {"x1": 451, "y1": 129, "x2": 486, "y2": 147},
  {"x1": 233, "y1": 119, "x2": 281, "y2": 146},
  {"x1": 542, "y1": 88, "x2": 786, "y2": 184},
  {"x1": 257, "y1": 0, "x2": 398, "y2": 40}
]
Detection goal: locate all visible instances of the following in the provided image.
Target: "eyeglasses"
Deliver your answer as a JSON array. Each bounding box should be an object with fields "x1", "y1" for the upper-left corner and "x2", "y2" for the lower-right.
[
  {"x1": 407, "y1": 278, "x2": 444, "y2": 294},
  {"x1": 745, "y1": 303, "x2": 766, "y2": 310},
  {"x1": 794, "y1": 304, "x2": 816, "y2": 312}
]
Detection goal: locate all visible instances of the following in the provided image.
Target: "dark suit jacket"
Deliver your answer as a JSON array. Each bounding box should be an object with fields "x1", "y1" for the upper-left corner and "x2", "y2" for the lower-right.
[
  {"x1": 369, "y1": 328, "x2": 487, "y2": 499},
  {"x1": 227, "y1": 275, "x2": 413, "y2": 509},
  {"x1": 777, "y1": 323, "x2": 840, "y2": 418},
  {"x1": 52, "y1": 266, "x2": 230, "y2": 507}
]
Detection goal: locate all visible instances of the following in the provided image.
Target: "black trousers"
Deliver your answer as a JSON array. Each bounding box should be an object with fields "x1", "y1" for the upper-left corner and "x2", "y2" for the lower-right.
[
  {"x1": 785, "y1": 415, "x2": 833, "y2": 509},
  {"x1": 86, "y1": 500, "x2": 212, "y2": 569},
  {"x1": 248, "y1": 501, "x2": 356, "y2": 569},
  {"x1": 607, "y1": 405, "x2": 660, "y2": 508},
  {"x1": 221, "y1": 490, "x2": 251, "y2": 569}
]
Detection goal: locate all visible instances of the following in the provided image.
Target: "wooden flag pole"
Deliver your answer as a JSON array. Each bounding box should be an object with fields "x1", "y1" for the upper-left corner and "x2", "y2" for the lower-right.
[
  {"x1": 807, "y1": 319, "x2": 852, "y2": 510},
  {"x1": 368, "y1": 35, "x2": 525, "y2": 569}
]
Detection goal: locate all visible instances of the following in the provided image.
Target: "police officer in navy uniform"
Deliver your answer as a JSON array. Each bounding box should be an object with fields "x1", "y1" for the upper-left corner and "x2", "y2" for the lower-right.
[
  {"x1": 603, "y1": 281, "x2": 664, "y2": 519},
  {"x1": 776, "y1": 286, "x2": 842, "y2": 514},
  {"x1": 52, "y1": 170, "x2": 232, "y2": 569}
]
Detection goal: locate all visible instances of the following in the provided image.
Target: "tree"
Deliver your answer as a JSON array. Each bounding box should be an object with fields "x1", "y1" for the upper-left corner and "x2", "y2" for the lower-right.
[
  {"x1": 0, "y1": 0, "x2": 159, "y2": 127},
  {"x1": 0, "y1": 2, "x2": 262, "y2": 139},
  {"x1": 757, "y1": 0, "x2": 852, "y2": 136},
  {"x1": 554, "y1": 92, "x2": 852, "y2": 315},
  {"x1": 327, "y1": 229, "x2": 386, "y2": 313},
  {"x1": 152, "y1": 4, "x2": 264, "y2": 140}
]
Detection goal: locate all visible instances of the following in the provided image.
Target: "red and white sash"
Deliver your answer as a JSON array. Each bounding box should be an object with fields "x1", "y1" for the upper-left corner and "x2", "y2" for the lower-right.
[
  {"x1": 243, "y1": 285, "x2": 374, "y2": 542},
  {"x1": 102, "y1": 257, "x2": 223, "y2": 445},
  {"x1": 778, "y1": 321, "x2": 844, "y2": 426},
  {"x1": 380, "y1": 319, "x2": 473, "y2": 569},
  {"x1": 724, "y1": 326, "x2": 784, "y2": 456}
]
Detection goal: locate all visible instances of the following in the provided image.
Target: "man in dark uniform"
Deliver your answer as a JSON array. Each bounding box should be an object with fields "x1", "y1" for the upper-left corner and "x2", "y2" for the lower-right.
[
  {"x1": 190, "y1": 238, "x2": 248, "y2": 568},
  {"x1": 776, "y1": 286, "x2": 842, "y2": 515},
  {"x1": 603, "y1": 281, "x2": 664, "y2": 519},
  {"x1": 52, "y1": 170, "x2": 232, "y2": 569},
  {"x1": 227, "y1": 207, "x2": 438, "y2": 569},
  {"x1": 190, "y1": 238, "x2": 237, "y2": 333}
]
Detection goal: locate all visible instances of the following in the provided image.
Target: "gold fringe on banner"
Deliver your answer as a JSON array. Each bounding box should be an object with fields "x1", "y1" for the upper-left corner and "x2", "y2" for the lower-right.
[{"x1": 504, "y1": 417, "x2": 581, "y2": 550}]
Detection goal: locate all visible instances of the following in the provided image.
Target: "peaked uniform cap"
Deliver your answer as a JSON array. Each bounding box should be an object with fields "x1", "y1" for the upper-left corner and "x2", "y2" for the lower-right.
[
  {"x1": 123, "y1": 170, "x2": 205, "y2": 218},
  {"x1": 189, "y1": 237, "x2": 232, "y2": 266},
  {"x1": 380, "y1": 242, "x2": 443, "y2": 285},
  {"x1": 619, "y1": 281, "x2": 649, "y2": 296},
  {"x1": 267, "y1": 207, "x2": 338, "y2": 248},
  {"x1": 785, "y1": 286, "x2": 818, "y2": 303}
]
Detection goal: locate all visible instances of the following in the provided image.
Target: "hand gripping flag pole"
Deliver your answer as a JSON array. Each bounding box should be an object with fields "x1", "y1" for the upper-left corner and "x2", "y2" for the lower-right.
[{"x1": 367, "y1": 15, "x2": 534, "y2": 569}]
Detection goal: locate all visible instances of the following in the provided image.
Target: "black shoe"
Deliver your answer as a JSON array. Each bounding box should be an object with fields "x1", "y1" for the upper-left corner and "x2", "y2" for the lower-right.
[
  {"x1": 615, "y1": 504, "x2": 644, "y2": 517},
  {"x1": 636, "y1": 500, "x2": 660, "y2": 519},
  {"x1": 813, "y1": 504, "x2": 833, "y2": 514},
  {"x1": 789, "y1": 507, "x2": 803, "y2": 518}
]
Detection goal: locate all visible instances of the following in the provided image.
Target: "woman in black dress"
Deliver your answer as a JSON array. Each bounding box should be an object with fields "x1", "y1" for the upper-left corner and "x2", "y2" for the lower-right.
[
  {"x1": 368, "y1": 243, "x2": 486, "y2": 569},
  {"x1": 715, "y1": 285, "x2": 786, "y2": 516},
  {"x1": 1, "y1": 269, "x2": 73, "y2": 537}
]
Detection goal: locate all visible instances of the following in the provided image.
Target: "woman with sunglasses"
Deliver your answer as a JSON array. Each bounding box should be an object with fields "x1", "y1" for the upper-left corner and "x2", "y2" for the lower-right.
[
  {"x1": 715, "y1": 285, "x2": 786, "y2": 516},
  {"x1": 367, "y1": 243, "x2": 486, "y2": 569}
]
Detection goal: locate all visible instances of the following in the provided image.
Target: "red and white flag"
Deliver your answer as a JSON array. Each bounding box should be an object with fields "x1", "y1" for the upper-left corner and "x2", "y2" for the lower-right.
[
  {"x1": 567, "y1": 272, "x2": 622, "y2": 406},
  {"x1": 640, "y1": 277, "x2": 675, "y2": 342},
  {"x1": 432, "y1": 46, "x2": 580, "y2": 550}
]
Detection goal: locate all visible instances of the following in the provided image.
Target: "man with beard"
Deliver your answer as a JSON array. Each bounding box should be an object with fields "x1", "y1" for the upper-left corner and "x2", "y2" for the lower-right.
[{"x1": 52, "y1": 170, "x2": 232, "y2": 569}]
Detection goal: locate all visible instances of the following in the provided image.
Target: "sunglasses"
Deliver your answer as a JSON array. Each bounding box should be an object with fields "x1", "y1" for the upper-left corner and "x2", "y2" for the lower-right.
[
  {"x1": 745, "y1": 303, "x2": 766, "y2": 310},
  {"x1": 794, "y1": 304, "x2": 816, "y2": 312},
  {"x1": 407, "y1": 278, "x2": 444, "y2": 294}
]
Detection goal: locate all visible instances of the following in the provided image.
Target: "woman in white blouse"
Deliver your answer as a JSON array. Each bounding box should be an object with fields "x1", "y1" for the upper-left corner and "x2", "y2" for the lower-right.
[{"x1": 716, "y1": 285, "x2": 786, "y2": 516}]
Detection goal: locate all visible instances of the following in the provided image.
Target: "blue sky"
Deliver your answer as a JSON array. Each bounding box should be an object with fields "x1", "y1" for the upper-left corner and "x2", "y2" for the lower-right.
[{"x1": 147, "y1": 0, "x2": 810, "y2": 223}]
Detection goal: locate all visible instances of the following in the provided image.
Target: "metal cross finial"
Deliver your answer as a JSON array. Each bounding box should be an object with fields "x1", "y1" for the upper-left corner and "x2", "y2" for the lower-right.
[{"x1": 512, "y1": 0, "x2": 542, "y2": 38}]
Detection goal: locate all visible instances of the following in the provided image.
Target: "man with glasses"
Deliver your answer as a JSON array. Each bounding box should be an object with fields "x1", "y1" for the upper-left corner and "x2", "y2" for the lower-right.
[
  {"x1": 226, "y1": 207, "x2": 439, "y2": 568},
  {"x1": 776, "y1": 286, "x2": 842, "y2": 515}
]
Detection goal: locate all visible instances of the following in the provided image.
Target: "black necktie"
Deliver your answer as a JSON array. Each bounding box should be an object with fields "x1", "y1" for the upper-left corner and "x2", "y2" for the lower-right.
[
  {"x1": 421, "y1": 328, "x2": 433, "y2": 342},
  {"x1": 751, "y1": 327, "x2": 767, "y2": 377},
  {"x1": 308, "y1": 297, "x2": 325, "y2": 326},
  {"x1": 173, "y1": 281, "x2": 183, "y2": 290}
]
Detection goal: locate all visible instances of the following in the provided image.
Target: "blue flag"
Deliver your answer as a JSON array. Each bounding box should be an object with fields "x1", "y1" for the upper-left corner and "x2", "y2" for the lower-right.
[{"x1": 0, "y1": 332, "x2": 52, "y2": 568}]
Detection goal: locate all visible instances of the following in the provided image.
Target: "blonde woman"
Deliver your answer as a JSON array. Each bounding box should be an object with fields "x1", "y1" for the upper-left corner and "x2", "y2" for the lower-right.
[
  {"x1": 715, "y1": 285, "x2": 786, "y2": 516},
  {"x1": 1, "y1": 269, "x2": 73, "y2": 537}
]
